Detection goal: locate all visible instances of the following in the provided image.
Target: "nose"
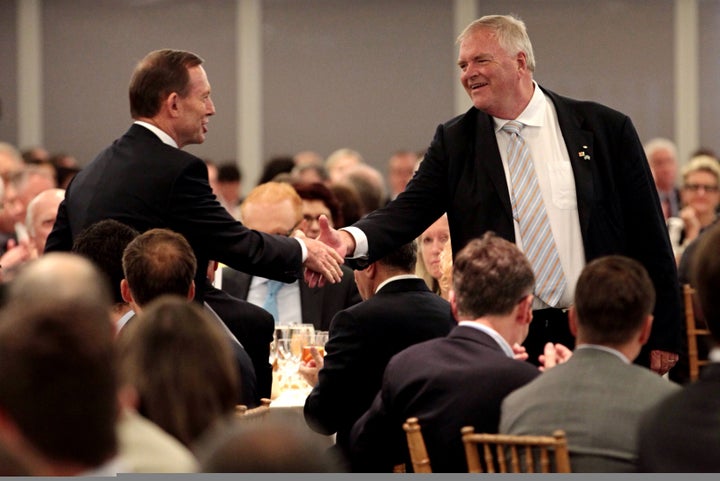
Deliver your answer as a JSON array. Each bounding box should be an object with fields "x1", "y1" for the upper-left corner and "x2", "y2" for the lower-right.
[{"x1": 207, "y1": 97, "x2": 216, "y2": 116}]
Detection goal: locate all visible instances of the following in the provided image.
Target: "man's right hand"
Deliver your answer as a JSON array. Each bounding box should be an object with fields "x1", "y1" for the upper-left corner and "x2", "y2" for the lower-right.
[{"x1": 303, "y1": 215, "x2": 355, "y2": 287}]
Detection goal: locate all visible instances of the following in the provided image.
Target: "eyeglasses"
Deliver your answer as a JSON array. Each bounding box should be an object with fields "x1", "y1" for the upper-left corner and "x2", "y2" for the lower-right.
[
  {"x1": 302, "y1": 214, "x2": 329, "y2": 223},
  {"x1": 279, "y1": 219, "x2": 303, "y2": 237},
  {"x1": 684, "y1": 183, "x2": 720, "y2": 193}
]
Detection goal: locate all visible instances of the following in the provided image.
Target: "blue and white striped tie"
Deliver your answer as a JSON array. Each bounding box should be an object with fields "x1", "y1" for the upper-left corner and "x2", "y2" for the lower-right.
[{"x1": 503, "y1": 120, "x2": 567, "y2": 307}]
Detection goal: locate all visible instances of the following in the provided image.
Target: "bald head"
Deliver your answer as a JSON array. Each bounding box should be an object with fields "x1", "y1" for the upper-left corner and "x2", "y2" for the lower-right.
[{"x1": 26, "y1": 188, "x2": 65, "y2": 254}]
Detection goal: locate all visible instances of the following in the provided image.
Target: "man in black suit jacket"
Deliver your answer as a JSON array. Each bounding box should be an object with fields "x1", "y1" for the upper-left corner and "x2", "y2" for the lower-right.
[
  {"x1": 349, "y1": 234, "x2": 540, "y2": 472},
  {"x1": 45, "y1": 49, "x2": 343, "y2": 302},
  {"x1": 221, "y1": 181, "x2": 361, "y2": 330},
  {"x1": 321, "y1": 15, "x2": 680, "y2": 374},
  {"x1": 302, "y1": 241, "x2": 455, "y2": 467},
  {"x1": 637, "y1": 222, "x2": 720, "y2": 472}
]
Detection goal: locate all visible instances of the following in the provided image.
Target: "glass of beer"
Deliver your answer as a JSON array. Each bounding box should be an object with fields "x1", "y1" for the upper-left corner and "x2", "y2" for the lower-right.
[{"x1": 302, "y1": 330, "x2": 329, "y2": 363}]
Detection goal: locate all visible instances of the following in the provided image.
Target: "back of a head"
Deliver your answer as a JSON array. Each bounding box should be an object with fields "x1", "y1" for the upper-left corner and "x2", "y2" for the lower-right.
[
  {"x1": 72, "y1": 219, "x2": 140, "y2": 305},
  {"x1": 644, "y1": 137, "x2": 678, "y2": 162},
  {"x1": 239, "y1": 181, "x2": 302, "y2": 224},
  {"x1": 378, "y1": 240, "x2": 417, "y2": 274},
  {"x1": 328, "y1": 183, "x2": 362, "y2": 227},
  {"x1": 122, "y1": 228, "x2": 197, "y2": 306},
  {"x1": 452, "y1": 232, "x2": 534, "y2": 318},
  {"x1": 196, "y1": 415, "x2": 343, "y2": 473},
  {"x1": 129, "y1": 49, "x2": 203, "y2": 119},
  {"x1": 217, "y1": 164, "x2": 241, "y2": 183},
  {"x1": 257, "y1": 156, "x2": 295, "y2": 185},
  {"x1": 344, "y1": 164, "x2": 387, "y2": 214},
  {"x1": 574, "y1": 256, "x2": 655, "y2": 346},
  {"x1": 692, "y1": 222, "x2": 720, "y2": 342},
  {"x1": 6, "y1": 252, "x2": 113, "y2": 311},
  {"x1": 117, "y1": 295, "x2": 238, "y2": 447},
  {"x1": 0, "y1": 294, "x2": 117, "y2": 469}
]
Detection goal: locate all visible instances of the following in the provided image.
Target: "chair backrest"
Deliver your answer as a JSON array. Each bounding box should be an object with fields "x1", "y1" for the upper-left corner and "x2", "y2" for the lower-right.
[
  {"x1": 461, "y1": 427, "x2": 571, "y2": 473},
  {"x1": 402, "y1": 417, "x2": 432, "y2": 473},
  {"x1": 236, "y1": 398, "x2": 272, "y2": 422},
  {"x1": 684, "y1": 284, "x2": 712, "y2": 382}
]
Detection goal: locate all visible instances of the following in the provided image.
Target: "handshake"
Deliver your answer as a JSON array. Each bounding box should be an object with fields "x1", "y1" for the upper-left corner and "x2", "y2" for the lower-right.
[{"x1": 296, "y1": 215, "x2": 356, "y2": 287}]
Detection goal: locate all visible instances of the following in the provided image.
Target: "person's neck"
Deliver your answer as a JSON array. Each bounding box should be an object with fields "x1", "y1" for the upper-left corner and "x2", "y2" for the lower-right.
[
  {"x1": 489, "y1": 78, "x2": 535, "y2": 120},
  {"x1": 476, "y1": 315, "x2": 521, "y2": 346},
  {"x1": 576, "y1": 339, "x2": 638, "y2": 362},
  {"x1": 135, "y1": 116, "x2": 180, "y2": 147}
]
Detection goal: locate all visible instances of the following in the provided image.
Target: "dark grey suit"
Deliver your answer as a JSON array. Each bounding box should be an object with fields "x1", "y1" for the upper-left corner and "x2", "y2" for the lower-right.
[
  {"x1": 220, "y1": 264, "x2": 361, "y2": 331},
  {"x1": 45, "y1": 124, "x2": 303, "y2": 301},
  {"x1": 500, "y1": 347, "x2": 679, "y2": 472},
  {"x1": 350, "y1": 325, "x2": 539, "y2": 472}
]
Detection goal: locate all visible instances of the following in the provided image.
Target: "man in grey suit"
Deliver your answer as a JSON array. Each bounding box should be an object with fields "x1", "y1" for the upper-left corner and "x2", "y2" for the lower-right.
[{"x1": 500, "y1": 256, "x2": 679, "y2": 472}]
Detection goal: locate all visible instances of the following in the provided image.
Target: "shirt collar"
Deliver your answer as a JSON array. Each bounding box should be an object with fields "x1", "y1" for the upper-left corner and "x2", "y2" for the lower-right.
[
  {"x1": 375, "y1": 274, "x2": 421, "y2": 294},
  {"x1": 493, "y1": 80, "x2": 546, "y2": 132},
  {"x1": 134, "y1": 120, "x2": 178, "y2": 148},
  {"x1": 457, "y1": 321, "x2": 515, "y2": 358}
]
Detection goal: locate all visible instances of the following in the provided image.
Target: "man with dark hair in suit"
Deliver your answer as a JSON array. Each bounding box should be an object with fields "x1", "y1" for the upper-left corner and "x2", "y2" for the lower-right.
[
  {"x1": 121, "y1": 228, "x2": 259, "y2": 407},
  {"x1": 317, "y1": 14, "x2": 680, "y2": 375},
  {"x1": 45, "y1": 49, "x2": 344, "y2": 302},
  {"x1": 302, "y1": 240, "x2": 454, "y2": 467},
  {"x1": 500, "y1": 256, "x2": 679, "y2": 472},
  {"x1": 637, "y1": 221, "x2": 720, "y2": 472},
  {"x1": 349, "y1": 233, "x2": 540, "y2": 472}
]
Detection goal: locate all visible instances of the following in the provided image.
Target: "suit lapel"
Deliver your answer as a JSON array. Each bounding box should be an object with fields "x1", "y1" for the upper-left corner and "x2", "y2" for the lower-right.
[
  {"x1": 543, "y1": 88, "x2": 595, "y2": 236},
  {"x1": 299, "y1": 283, "x2": 323, "y2": 325},
  {"x1": 475, "y1": 113, "x2": 514, "y2": 223}
]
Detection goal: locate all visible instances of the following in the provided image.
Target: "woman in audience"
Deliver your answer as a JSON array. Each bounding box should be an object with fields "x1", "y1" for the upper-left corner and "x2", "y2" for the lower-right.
[
  {"x1": 415, "y1": 213, "x2": 451, "y2": 298},
  {"x1": 676, "y1": 155, "x2": 720, "y2": 259},
  {"x1": 293, "y1": 182, "x2": 342, "y2": 239},
  {"x1": 117, "y1": 296, "x2": 239, "y2": 449}
]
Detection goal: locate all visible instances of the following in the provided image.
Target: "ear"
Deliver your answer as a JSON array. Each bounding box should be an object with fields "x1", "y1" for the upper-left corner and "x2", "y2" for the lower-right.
[
  {"x1": 568, "y1": 306, "x2": 579, "y2": 338},
  {"x1": 117, "y1": 384, "x2": 139, "y2": 411},
  {"x1": 516, "y1": 294, "x2": 533, "y2": 325},
  {"x1": 166, "y1": 92, "x2": 181, "y2": 118},
  {"x1": 120, "y1": 279, "x2": 133, "y2": 304},
  {"x1": 187, "y1": 280, "x2": 196, "y2": 301},
  {"x1": 637, "y1": 314, "x2": 654, "y2": 345},
  {"x1": 449, "y1": 290, "x2": 459, "y2": 320},
  {"x1": 516, "y1": 50, "x2": 528, "y2": 72}
]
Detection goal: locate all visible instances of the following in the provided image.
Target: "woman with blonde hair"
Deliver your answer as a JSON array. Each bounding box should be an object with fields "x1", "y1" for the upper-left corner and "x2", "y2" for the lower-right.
[
  {"x1": 675, "y1": 155, "x2": 720, "y2": 258},
  {"x1": 415, "y1": 214, "x2": 451, "y2": 299}
]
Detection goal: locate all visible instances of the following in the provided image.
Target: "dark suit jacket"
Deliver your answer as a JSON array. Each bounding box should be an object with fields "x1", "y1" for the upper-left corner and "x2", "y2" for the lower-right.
[
  {"x1": 203, "y1": 282, "x2": 274, "y2": 399},
  {"x1": 44, "y1": 124, "x2": 302, "y2": 301},
  {"x1": 304, "y1": 277, "x2": 455, "y2": 460},
  {"x1": 221, "y1": 264, "x2": 361, "y2": 331},
  {"x1": 351, "y1": 87, "x2": 681, "y2": 355},
  {"x1": 638, "y1": 362, "x2": 720, "y2": 472},
  {"x1": 349, "y1": 325, "x2": 540, "y2": 473}
]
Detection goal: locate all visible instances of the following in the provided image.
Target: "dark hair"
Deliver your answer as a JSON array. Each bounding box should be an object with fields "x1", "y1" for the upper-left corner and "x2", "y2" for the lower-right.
[
  {"x1": 453, "y1": 233, "x2": 534, "y2": 318},
  {"x1": 117, "y1": 296, "x2": 238, "y2": 447},
  {"x1": 72, "y1": 219, "x2": 140, "y2": 304},
  {"x1": 257, "y1": 156, "x2": 295, "y2": 185},
  {"x1": 574, "y1": 256, "x2": 655, "y2": 345},
  {"x1": 292, "y1": 182, "x2": 342, "y2": 226},
  {"x1": 129, "y1": 49, "x2": 204, "y2": 119},
  {"x1": 0, "y1": 302, "x2": 117, "y2": 466},
  {"x1": 122, "y1": 228, "x2": 197, "y2": 306},
  {"x1": 329, "y1": 183, "x2": 362, "y2": 227},
  {"x1": 692, "y1": 222, "x2": 720, "y2": 342},
  {"x1": 218, "y1": 164, "x2": 242, "y2": 183},
  {"x1": 378, "y1": 241, "x2": 417, "y2": 273}
]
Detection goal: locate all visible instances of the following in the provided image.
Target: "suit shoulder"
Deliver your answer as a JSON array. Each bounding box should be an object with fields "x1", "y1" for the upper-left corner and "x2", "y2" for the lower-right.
[{"x1": 544, "y1": 87, "x2": 631, "y2": 123}]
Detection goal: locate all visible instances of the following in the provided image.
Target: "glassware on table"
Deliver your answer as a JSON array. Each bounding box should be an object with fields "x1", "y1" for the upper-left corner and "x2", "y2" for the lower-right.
[{"x1": 302, "y1": 330, "x2": 329, "y2": 363}]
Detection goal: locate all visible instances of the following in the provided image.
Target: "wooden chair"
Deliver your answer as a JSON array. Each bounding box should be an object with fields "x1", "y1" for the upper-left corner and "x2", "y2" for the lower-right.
[
  {"x1": 684, "y1": 284, "x2": 712, "y2": 382},
  {"x1": 401, "y1": 417, "x2": 432, "y2": 473},
  {"x1": 461, "y1": 427, "x2": 571, "y2": 473},
  {"x1": 236, "y1": 398, "x2": 272, "y2": 421}
]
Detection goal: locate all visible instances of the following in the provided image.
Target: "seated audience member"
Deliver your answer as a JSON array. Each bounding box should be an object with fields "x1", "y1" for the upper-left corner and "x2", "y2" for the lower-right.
[
  {"x1": 204, "y1": 262, "x2": 274, "y2": 399},
  {"x1": 221, "y1": 182, "x2": 359, "y2": 330},
  {"x1": 196, "y1": 414, "x2": 343, "y2": 472},
  {"x1": 121, "y1": 228, "x2": 258, "y2": 406},
  {"x1": 325, "y1": 148, "x2": 364, "y2": 185},
  {"x1": 257, "y1": 156, "x2": 295, "y2": 185},
  {"x1": 637, "y1": 222, "x2": 720, "y2": 472},
  {"x1": 0, "y1": 254, "x2": 122, "y2": 475},
  {"x1": 349, "y1": 233, "x2": 540, "y2": 472},
  {"x1": 71, "y1": 219, "x2": 140, "y2": 329},
  {"x1": 302, "y1": 241, "x2": 455, "y2": 466},
  {"x1": 340, "y1": 163, "x2": 387, "y2": 215},
  {"x1": 329, "y1": 183, "x2": 363, "y2": 227},
  {"x1": 676, "y1": 155, "x2": 720, "y2": 257},
  {"x1": 415, "y1": 213, "x2": 450, "y2": 296},
  {"x1": 644, "y1": 137, "x2": 681, "y2": 221},
  {"x1": 292, "y1": 181, "x2": 343, "y2": 239},
  {"x1": 117, "y1": 296, "x2": 238, "y2": 450},
  {"x1": 386, "y1": 150, "x2": 419, "y2": 202},
  {"x1": 292, "y1": 163, "x2": 329, "y2": 186},
  {"x1": 26, "y1": 188, "x2": 64, "y2": 257},
  {"x1": 217, "y1": 163, "x2": 243, "y2": 208},
  {"x1": 500, "y1": 256, "x2": 680, "y2": 472}
]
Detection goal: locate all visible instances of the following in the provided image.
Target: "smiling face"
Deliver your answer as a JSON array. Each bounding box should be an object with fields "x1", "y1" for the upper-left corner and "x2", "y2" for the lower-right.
[
  {"x1": 457, "y1": 28, "x2": 532, "y2": 119},
  {"x1": 174, "y1": 65, "x2": 215, "y2": 148}
]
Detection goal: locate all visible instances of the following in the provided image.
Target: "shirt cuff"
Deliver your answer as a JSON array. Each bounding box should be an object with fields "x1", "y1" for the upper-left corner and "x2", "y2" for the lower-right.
[
  {"x1": 340, "y1": 226, "x2": 368, "y2": 259},
  {"x1": 295, "y1": 237, "x2": 308, "y2": 262}
]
